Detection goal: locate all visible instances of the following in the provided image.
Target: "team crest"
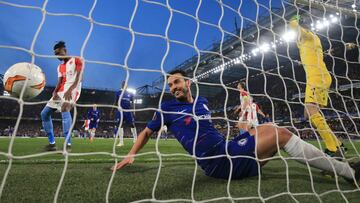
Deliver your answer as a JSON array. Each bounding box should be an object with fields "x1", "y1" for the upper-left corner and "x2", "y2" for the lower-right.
[
  {"x1": 237, "y1": 138, "x2": 248, "y2": 146},
  {"x1": 184, "y1": 116, "x2": 192, "y2": 125}
]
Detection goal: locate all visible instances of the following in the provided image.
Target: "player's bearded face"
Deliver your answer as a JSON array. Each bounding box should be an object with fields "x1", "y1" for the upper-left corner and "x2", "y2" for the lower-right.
[{"x1": 168, "y1": 74, "x2": 189, "y2": 101}]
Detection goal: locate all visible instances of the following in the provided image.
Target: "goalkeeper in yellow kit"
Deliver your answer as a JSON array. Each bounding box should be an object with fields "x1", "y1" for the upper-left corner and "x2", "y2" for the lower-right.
[{"x1": 289, "y1": 15, "x2": 346, "y2": 156}]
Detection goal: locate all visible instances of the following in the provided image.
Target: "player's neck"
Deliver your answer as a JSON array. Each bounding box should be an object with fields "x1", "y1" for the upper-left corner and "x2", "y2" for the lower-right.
[
  {"x1": 176, "y1": 93, "x2": 193, "y2": 103},
  {"x1": 63, "y1": 57, "x2": 71, "y2": 63},
  {"x1": 186, "y1": 93, "x2": 194, "y2": 103}
]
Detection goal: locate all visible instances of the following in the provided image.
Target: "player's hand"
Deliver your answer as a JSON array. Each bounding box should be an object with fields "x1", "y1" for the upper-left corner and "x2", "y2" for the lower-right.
[
  {"x1": 52, "y1": 92, "x2": 60, "y2": 100},
  {"x1": 111, "y1": 155, "x2": 135, "y2": 171},
  {"x1": 345, "y1": 43, "x2": 356, "y2": 50},
  {"x1": 64, "y1": 89, "x2": 72, "y2": 101}
]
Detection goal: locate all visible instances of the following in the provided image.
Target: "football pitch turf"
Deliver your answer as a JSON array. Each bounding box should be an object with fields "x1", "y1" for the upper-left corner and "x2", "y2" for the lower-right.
[{"x1": 0, "y1": 137, "x2": 359, "y2": 203}]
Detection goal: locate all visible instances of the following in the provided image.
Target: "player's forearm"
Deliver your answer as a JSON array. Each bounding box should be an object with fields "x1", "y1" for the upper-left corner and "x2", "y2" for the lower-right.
[
  {"x1": 289, "y1": 20, "x2": 312, "y2": 40},
  {"x1": 53, "y1": 78, "x2": 62, "y2": 94},
  {"x1": 128, "y1": 128, "x2": 152, "y2": 156}
]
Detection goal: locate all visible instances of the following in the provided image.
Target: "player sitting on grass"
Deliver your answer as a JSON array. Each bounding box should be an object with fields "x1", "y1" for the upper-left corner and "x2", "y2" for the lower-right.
[{"x1": 112, "y1": 70, "x2": 360, "y2": 184}]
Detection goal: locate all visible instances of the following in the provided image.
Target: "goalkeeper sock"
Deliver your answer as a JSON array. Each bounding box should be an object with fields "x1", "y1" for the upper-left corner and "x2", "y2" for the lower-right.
[
  {"x1": 283, "y1": 134, "x2": 354, "y2": 179},
  {"x1": 310, "y1": 112, "x2": 340, "y2": 152},
  {"x1": 131, "y1": 127, "x2": 137, "y2": 142},
  {"x1": 41, "y1": 106, "x2": 55, "y2": 144},
  {"x1": 61, "y1": 112, "x2": 72, "y2": 145}
]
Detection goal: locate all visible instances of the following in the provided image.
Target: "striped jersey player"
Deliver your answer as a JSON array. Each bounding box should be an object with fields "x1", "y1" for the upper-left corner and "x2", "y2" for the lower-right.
[{"x1": 40, "y1": 41, "x2": 83, "y2": 151}]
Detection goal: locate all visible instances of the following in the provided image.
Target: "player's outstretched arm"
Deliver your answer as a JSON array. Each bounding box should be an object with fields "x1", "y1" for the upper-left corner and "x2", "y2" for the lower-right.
[
  {"x1": 234, "y1": 105, "x2": 241, "y2": 114},
  {"x1": 111, "y1": 127, "x2": 153, "y2": 171},
  {"x1": 258, "y1": 108, "x2": 266, "y2": 118},
  {"x1": 288, "y1": 16, "x2": 313, "y2": 40}
]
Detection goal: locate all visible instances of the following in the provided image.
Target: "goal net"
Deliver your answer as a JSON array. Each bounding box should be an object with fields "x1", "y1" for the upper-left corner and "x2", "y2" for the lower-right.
[{"x1": 0, "y1": 0, "x2": 359, "y2": 202}]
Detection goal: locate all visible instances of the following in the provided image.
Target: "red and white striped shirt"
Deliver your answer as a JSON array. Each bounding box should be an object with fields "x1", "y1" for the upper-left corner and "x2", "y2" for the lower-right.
[{"x1": 56, "y1": 57, "x2": 83, "y2": 93}]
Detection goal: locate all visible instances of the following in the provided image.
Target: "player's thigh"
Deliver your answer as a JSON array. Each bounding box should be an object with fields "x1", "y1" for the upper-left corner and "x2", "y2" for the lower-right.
[
  {"x1": 249, "y1": 124, "x2": 291, "y2": 159},
  {"x1": 305, "y1": 85, "x2": 329, "y2": 107},
  {"x1": 61, "y1": 102, "x2": 72, "y2": 112}
]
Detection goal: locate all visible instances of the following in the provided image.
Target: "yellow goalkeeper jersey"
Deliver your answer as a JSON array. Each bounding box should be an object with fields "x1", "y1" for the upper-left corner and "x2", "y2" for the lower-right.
[{"x1": 289, "y1": 20, "x2": 332, "y2": 87}]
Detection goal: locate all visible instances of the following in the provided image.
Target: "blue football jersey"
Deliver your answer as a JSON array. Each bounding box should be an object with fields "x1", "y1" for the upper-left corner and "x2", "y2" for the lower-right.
[
  {"x1": 147, "y1": 97, "x2": 224, "y2": 157},
  {"x1": 87, "y1": 109, "x2": 100, "y2": 123},
  {"x1": 115, "y1": 90, "x2": 133, "y2": 110}
]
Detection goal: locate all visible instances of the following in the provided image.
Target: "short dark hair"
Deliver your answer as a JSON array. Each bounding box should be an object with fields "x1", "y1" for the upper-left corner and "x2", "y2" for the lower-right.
[
  {"x1": 53, "y1": 41, "x2": 66, "y2": 50},
  {"x1": 238, "y1": 81, "x2": 247, "y2": 90},
  {"x1": 167, "y1": 69, "x2": 188, "y2": 79}
]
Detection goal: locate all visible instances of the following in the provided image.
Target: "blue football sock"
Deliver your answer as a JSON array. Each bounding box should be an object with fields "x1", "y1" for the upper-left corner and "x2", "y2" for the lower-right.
[
  {"x1": 41, "y1": 106, "x2": 55, "y2": 144},
  {"x1": 61, "y1": 112, "x2": 72, "y2": 145}
]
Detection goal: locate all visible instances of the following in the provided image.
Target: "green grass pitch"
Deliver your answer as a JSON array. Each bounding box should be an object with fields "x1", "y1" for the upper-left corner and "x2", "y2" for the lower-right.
[{"x1": 0, "y1": 137, "x2": 359, "y2": 202}]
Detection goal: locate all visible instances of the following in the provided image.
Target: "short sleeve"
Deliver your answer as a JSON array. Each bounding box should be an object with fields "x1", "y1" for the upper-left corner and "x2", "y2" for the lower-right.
[
  {"x1": 147, "y1": 102, "x2": 169, "y2": 132},
  {"x1": 146, "y1": 111, "x2": 162, "y2": 132},
  {"x1": 75, "y1": 57, "x2": 83, "y2": 71},
  {"x1": 57, "y1": 65, "x2": 61, "y2": 78}
]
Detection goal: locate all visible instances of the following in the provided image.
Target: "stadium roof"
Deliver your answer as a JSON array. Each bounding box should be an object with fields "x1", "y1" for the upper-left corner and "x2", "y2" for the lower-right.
[{"x1": 151, "y1": 1, "x2": 360, "y2": 97}]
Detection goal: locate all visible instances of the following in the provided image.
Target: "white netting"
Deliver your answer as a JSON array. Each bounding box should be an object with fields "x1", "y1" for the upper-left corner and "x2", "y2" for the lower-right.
[{"x1": 0, "y1": 0, "x2": 360, "y2": 202}]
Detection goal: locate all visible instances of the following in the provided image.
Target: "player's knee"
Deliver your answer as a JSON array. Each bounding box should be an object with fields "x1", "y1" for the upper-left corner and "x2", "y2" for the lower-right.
[
  {"x1": 40, "y1": 108, "x2": 50, "y2": 120},
  {"x1": 276, "y1": 127, "x2": 292, "y2": 146}
]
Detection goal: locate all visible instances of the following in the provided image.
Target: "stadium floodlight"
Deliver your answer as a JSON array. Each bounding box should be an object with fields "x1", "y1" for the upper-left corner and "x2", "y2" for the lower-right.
[
  {"x1": 330, "y1": 16, "x2": 338, "y2": 23},
  {"x1": 316, "y1": 22, "x2": 324, "y2": 30},
  {"x1": 282, "y1": 30, "x2": 297, "y2": 42},
  {"x1": 134, "y1": 99, "x2": 142, "y2": 104},
  {"x1": 323, "y1": 19, "x2": 329, "y2": 26},
  {"x1": 259, "y1": 43, "x2": 270, "y2": 52},
  {"x1": 251, "y1": 48, "x2": 259, "y2": 56},
  {"x1": 127, "y1": 88, "x2": 136, "y2": 95}
]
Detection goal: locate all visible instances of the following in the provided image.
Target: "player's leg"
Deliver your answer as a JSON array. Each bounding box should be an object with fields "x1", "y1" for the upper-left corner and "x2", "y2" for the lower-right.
[
  {"x1": 305, "y1": 85, "x2": 342, "y2": 154},
  {"x1": 115, "y1": 111, "x2": 125, "y2": 146},
  {"x1": 126, "y1": 112, "x2": 137, "y2": 143},
  {"x1": 237, "y1": 112, "x2": 251, "y2": 134},
  {"x1": 251, "y1": 124, "x2": 357, "y2": 181},
  {"x1": 41, "y1": 105, "x2": 57, "y2": 151},
  {"x1": 116, "y1": 126, "x2": 124, "y2": 147},
  {"x1": 90, "y1": 128, "x2": 96, "y2": 142},
  {"x1": 61, "y1": 102, "x2": 73, "y2": 149},
  {"x1": 131, "y1": 126, "x2": 137, "y2": 143}
]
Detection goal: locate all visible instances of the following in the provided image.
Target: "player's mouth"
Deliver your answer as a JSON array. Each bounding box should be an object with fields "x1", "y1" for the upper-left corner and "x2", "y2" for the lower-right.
[{"x1": 174, "y1": 90, "x2": 183, "y2": 97}]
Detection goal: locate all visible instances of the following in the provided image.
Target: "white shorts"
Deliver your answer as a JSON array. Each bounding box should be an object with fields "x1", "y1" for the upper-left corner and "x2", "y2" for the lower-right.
[
  {"x1": 239, "y1": 112, "x2": 259, "y2": 128},
  {"x1": 46, "y1": 88, "x2": 81, "y2": 111}
]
